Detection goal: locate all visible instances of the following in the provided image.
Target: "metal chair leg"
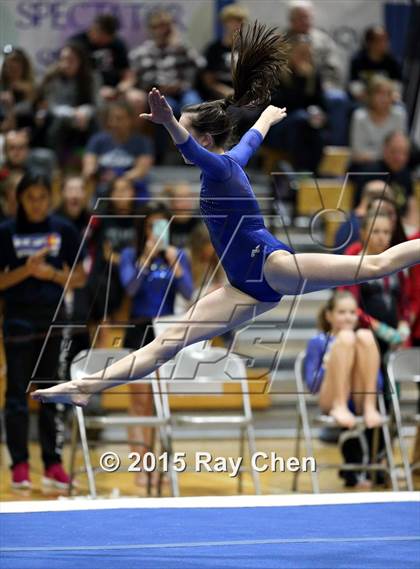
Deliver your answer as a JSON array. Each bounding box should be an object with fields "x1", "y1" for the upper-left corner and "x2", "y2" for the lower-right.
[
  {"x1": 292, "y1": 409, "x2": 302, "y2": 492},
  {"x1": 76, "y1": 406, "x2": 97, "y2": 498},
  {"x1": 299, "y1": 395, "x2": 319, "y2": 493},
  {"x1": 155, "y1": 426, "x2": 167, "y2": 497},
  {"x1": 378, "y1": 395, "x2": 400, "y2": 491},
  {"x1": 68, "y1": 410, "x2": 79, "y2": 497},
  {"x1": 246, "y1": 423, "x2": 261, "y2": 495},
  {"x1": 164, "y1": 422, "x2": 179, "y2": 497},
  {"x1": 390, "y1": 390, "x2": 414, "y2": 491},
  {"x1": 238, "y1": 427, "x2": 245, "y2": 494},
  {"x1": 370, "y1": 427, "x2": 380, "y2": 487}
]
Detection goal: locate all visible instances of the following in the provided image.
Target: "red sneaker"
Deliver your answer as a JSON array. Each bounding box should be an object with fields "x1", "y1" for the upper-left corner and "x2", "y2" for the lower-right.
[
  {"x1": 12, "y1": 462, "x2": 31, "y2": 489},
  {"x1": 42, "y1": 463, "x2": 71, "y2": 490}
]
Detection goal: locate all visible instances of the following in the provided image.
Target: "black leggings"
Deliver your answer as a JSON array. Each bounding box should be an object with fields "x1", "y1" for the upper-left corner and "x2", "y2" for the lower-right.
[{"x1": 3, "y1": 314, "x2": 65, "y2": 468}]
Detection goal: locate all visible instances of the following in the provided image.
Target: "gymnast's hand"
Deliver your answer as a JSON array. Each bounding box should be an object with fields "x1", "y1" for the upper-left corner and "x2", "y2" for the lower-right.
[
  {"x1": 140, "y1": 87, "x2": 174, "y2": 124},
  {"x1": 261, "y1": 105, "x2": 287, "y2": 126}
]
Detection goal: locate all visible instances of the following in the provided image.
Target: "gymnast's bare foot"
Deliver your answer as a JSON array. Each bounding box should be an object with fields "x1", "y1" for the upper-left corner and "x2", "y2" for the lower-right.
[
  {"x1": 329, "y1": 405, "x2": 356, "y2": 429},
  {"x1": 31, "y1": 381, "x2": 91, "y2": 407},
  {"x1": 364, "y1": 407, "x2": 384, "y2": 429}
]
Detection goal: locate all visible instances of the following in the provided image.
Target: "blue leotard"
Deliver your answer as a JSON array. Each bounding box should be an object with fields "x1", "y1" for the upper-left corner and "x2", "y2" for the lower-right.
[{"x1": 176, "y1": 128, "x2": 294, "y2": 302}]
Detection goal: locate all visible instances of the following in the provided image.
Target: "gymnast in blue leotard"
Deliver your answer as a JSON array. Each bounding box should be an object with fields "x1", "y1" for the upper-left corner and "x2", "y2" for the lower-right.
[
  {"x1": 175, "y1": 127, "x2": 294, "y2": 302},
  {"x1": 32, "y1": 23, "x2": 420, "y2": 406}
]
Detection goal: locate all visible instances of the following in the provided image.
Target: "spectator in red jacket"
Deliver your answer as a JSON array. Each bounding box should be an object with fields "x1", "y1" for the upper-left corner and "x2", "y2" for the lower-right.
[
  {"x1": 408, "y1": 230, "x2": 420, "y2": 347},
  {"x1": 343, "y1": 194, "x2": 407, "y2": 256},
  {"x1": 408, "y1": 230, "x2": 420, "y2": 480},
  {"x1": 340, "y1": 210, "x2": 411, "y2": 358}
]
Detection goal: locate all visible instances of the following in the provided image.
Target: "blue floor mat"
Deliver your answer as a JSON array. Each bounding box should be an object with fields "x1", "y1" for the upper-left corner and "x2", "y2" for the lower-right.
[{"x1": 1, "y1": 501, "x2": 419, "y2": 569}]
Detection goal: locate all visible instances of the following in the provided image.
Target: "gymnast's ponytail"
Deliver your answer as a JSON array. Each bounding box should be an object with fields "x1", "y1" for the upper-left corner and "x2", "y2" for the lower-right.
[
  {"x1": 229, "y1": 21, "x2": 289, "y2": 108},
  {"x1": 182, "y1": 22, "x2": 289, "y2": 147}
]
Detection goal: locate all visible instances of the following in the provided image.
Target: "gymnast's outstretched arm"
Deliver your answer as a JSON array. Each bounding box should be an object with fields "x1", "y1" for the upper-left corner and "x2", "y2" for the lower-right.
[
  {"x1": 226, "y1": 106, "x2": 287, "y2": 167},
  {"x1": 140, "y1": 88, "x2": 229, "y2": 179},
  {"x1": 140, "y1": 89, "x2": 287, "y2": 176}
]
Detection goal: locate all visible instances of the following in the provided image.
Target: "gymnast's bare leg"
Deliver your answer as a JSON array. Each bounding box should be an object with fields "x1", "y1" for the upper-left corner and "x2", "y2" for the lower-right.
[
  {"x1": 263, "y1": 239, "x2": 420, "y2": 295},
  {"x1": 31, "y1": 285, "x2": 276, "y2": 406},
  {"x1": 32, "y1": 239, "x2": 419, "y2": 406}
]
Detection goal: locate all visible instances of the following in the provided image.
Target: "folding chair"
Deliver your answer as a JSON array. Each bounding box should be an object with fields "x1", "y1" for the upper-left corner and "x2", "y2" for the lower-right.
[
  {"x1": 292, "y1": 351, "x2": 399, "y2": 492},
  {"x1": 385, "y1": 347, "x2": 420, "y2": 491},
  {"x1": 156, "y1": 342, "x2": 261, "y2": 495},
  {"x1": 68, "y1": 348, "x2": 178, "y2": 498}
]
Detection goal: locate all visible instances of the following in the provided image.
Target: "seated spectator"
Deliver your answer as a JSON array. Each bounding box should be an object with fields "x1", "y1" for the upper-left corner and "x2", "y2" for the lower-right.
[
  {"x1": 200, "y1": 4, "x2": 249, "y2": 100},
  {"x1": 407, "y1": 229, "x2": 420, "y2": 480},
  {"x1": 266, "y1": 35, "x2": 326, "y2": 173},
  {"x1": 35, "y1": 43, "x2": 100, "y2": 168},
  {"x1": 0, "y1": 46, "x2": 35, "y2": 130},
  {"x1": 70, "y1": 13, "x2": 130, "y2": 101},
  {"x1": 349, "y1": 26, "x2": 402, "y2": 103},
  {"x1": 341, "y1": 210, "x2": 411, "y2": 362},
  {"x1": 305, "y1": 290, "x2": 385, "y2": 488},
  {"x1": 83, "y1": 101, "x2": 154, "y2": 200},
  {"x1": 1, "y1": 129, "x2": 56, "y2": 178},
  {"x1": 119, "y1": 201, "x2": 193, "y2": 489},
  {"x1": 350, "y1": 76, "x2": 406, "y2": 166},
  {"x1": 342, "y1": 195, "x2": 407, "y2": 260},
  {"x1": 1, "y1": 130, "x2": 30, "y2": 178},
  {"x1": 87, "y1": 177, "x2": 138, "y2": 337},
  {"x1": 285, "y1": 0, "x2": 349, "y2": 145},
  {"x1": 353, "y1": 131, "x2": 418, "y2": 229},
  {"x1": 408, "y1": 229, "x2": 420, "y2": 349},
  {"x1": 0, "y1": 171, "x2": 20, "y2": 221},
  {"x1": 305, "y1": 290, "x2": 384, "y2": 429},
  {"x1": 333, "y1": 180, "x2": 395, "y2": 254},
  {"x1": 55, "y1": 175, "x2": 91, "y2": 236},
  {"x1": 1, "y1": 129, "x2": 57, "y2": 180},
  {"x1": 54, "y1": 175, "x2": 93, "y2": 381},
  {"x1": 128, "y1": 9, "x2": 204, "y2": 117},
  {"x1": 161, "y1": 182, "x2": 201, "y2": 248}
]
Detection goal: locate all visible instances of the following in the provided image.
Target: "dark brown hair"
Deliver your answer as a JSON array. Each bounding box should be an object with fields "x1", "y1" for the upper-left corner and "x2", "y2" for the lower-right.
[
  {"x1": 15, "y1": 172, "x2": 52, "y2": 227},
  {"x1": 317, "y1": 290, "x2": 357, "y2": 333},
  {"x1": 105, "y1": 176, "x2": 136, "y2": 215},
  {"x1": 183, "y1": 21, "x2": 289, "y2": 147},
  {"x1": 94, "y1": 14, "x2": 120, "y2": 35},
  {"x1": 366, "y1": 195, "x2": 407, "y2": 246},
  {"x1": 134, "y1": 201, "x2": 171, "y2": 257},
  {"x1": 105, "y1": 100, "x2": 135, "y2": 124},
  {"x1": 40, "y1": 42, "x2": 95, "y2": 106},
  {"x1": 1, "y1": 47, "x2": 34, "y2": 87}
]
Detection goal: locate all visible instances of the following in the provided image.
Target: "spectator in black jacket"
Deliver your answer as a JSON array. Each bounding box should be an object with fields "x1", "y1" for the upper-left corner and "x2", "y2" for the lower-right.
[
  {"x1": 265, "y1": 35, "x2": 326, "y2": 173},
  {"x1": 353, "y1": 131, "x2": 419, "y2": 230},
  {"x1": 70, "y1": 13, "x2": 130, "y2": 101},
  {"x1": 200, "y1": 4, "x2": 249, "y2": 101},
  {"x1": 349, "y1": 26, "x2": 402, "y2": 103}
]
